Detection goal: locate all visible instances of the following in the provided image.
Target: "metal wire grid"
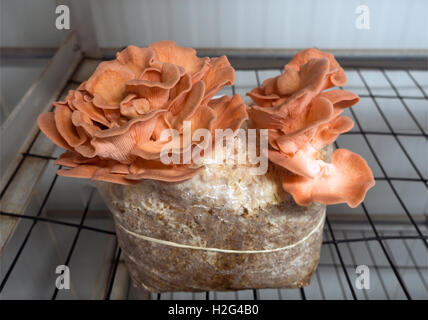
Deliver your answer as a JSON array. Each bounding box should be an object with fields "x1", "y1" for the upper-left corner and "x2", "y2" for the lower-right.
[{"x1": 0, "y1": 57, "x2": 427, "y2": 300}]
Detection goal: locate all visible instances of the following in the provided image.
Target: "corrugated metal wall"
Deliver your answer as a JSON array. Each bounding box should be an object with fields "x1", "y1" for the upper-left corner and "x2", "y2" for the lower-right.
[
  {"x1": 1, "y1": 0, "x2": 65, "y2": 47},
  {"x1": 2, "y1": 0, "x2": 428, "y2": 50},
  {"x1": 90, "y1": 0, "x2": 428, "y2": 50}
]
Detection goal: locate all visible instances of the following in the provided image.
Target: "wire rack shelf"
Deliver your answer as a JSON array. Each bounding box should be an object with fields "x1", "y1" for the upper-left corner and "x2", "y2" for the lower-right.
[{"x1": 0, "y1": 55, "x2": 427, "y2": 300}]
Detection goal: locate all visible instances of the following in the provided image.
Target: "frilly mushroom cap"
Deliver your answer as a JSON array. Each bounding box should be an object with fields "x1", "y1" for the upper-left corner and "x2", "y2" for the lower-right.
[
  {"x1": 246, "y1": 48, "x2": 374, "y2": 208},
  {"x1": 282, "y1": 149, "x2": 374, "y2": 208},
  {"x1": 38, "y1": 41, "x2": 247, "y2": 185}
]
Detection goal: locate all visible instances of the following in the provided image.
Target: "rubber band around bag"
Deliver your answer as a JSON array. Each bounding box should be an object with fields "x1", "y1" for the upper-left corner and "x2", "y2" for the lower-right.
[{"x1": 115, "y1": 209, "x2": 326, "y2": 254}]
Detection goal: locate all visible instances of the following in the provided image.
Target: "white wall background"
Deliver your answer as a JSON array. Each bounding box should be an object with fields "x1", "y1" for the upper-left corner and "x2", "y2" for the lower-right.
[{"x1": 1, "y1": 0, "x2": 428, "y2": 50}]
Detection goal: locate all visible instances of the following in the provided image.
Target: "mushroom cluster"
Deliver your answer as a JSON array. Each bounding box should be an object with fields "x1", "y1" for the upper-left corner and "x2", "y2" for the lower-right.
[
  {"x1": 38, "y1": 41, "x2": 248, "y2": 184},
  {"x1": 38, "y1": 43, "x2": 374, "y2": 208},
  {"x1": 247, "y1": 49, "x2": 374, "y2": 207}
]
